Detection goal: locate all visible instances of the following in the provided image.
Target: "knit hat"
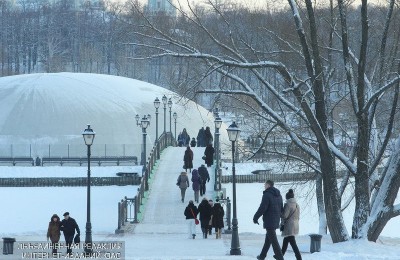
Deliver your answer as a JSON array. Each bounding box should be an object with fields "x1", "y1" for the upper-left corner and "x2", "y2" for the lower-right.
[{"x1": 286, "y1": 189, "x2": 294, "y2": 200}]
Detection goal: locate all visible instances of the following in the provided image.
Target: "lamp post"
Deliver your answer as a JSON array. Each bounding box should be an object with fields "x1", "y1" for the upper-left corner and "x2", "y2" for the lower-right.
[
  {"x1": 168, "y1": 98, "x2": 173, "y2": 133},
  {"x1": 82, "y1": 124, "x2": 95, "y2": 255},
  {"x1": 173, "y1": 112, "x2": 177, "y2": 139},
  {"x1": 136, "y1": 114, "x2": 150, "y2": 165},
  {"x1": 162, "y1": 95, "x2": 167, "y2": 133},
  {"x1": 227, "y1": 122, "x2": 241, "y2": 255},
  {"x1": 214, "y1": 116, "x2": 222, "y2": 191},
  {"x1": 154, "y1": 97, "x2": 160, "y2": 143}
]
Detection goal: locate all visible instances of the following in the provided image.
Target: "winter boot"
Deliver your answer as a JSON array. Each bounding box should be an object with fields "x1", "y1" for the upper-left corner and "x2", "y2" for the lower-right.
[
  {"x1": 205, "y1": 232, "x2": 207, "y2": 239},
  {"x1": 192, "y1": 234, "x2": 196, "y2": 239}
]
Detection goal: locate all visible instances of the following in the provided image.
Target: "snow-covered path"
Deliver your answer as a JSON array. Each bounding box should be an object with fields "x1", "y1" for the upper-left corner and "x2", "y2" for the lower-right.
[{"x1": 134, "y1": 147, "x2": 219, "y2": 235}]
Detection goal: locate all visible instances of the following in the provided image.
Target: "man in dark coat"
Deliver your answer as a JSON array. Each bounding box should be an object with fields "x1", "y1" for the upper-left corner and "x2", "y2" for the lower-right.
[
  {"x1": 183, "y1": 146, "x2": 194, "y2": 173},
  {"x1": 204, "y1": 144, "x2": 215, "y2": 167},
  {"x1": 198, "y1": 164, "x2": 210, "y2": 196},
  {"x1": 253, "y1": 180, "x2": 284, "y2": 260},
  {"x1": 197, "y1": 127, "x2": 205, "y2": 147},
  {"x1": 204, "y1": 126, "x2": 213, "y2": 146},
  {"x1": 60, "y1": 212, "x2": 80, "y2": 256}
]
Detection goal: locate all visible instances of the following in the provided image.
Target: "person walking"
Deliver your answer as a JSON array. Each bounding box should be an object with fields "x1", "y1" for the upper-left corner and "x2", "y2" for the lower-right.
[
  {"x1": 191, "y1": 169, "x2": 201, "y2": 203},
  {"x1": 60, "y1": 212, "x2": 80, "y2": 256},
  {"x1": 181, "y1": 128, "x2": 191, "y2": 146},
  {"x1": 177, "y1": 132, "x2": 183, "y2": 147},
  {"x1": 198, "y1": 197, "x2": 212, "y2": 238},
  {"x1": 190, "y1": 137, "x2": 197, "y2": 147},
  {"x1": 177, "y1": 171, "x2": 190, "y2": 203},
  {"x1": 253, "y1": 180, "x2": 284, "y2": 260},
  {"x1": 198, "y1": 164, "x2": 210, "y2": 196},
  {"x1": 204, "y1": 126, "x2": 213, "y2": 145},
  {"x1": 212, "y1": 199, "x2": 224, "y2": 239},
  {"x1": 47, "y1": 214, "x2": 61, "y2": 256},
  {"x1": 197, "y1": 127, "x2": 206, "y2": 147},
  {"x1": 279, "y1": 189, "x2": 302, "y2": 260},
  {"x1": 204, "y1": 143, "x2": 215, "y2": 167},
  {"x1": 208, "y1": 199, "x2": 214, "y2": 235},
  {"x1": 184, "y1": 200, "x2": 199, "y2": 239},
  {"x1": 183, "y1": 146, "x2": 194, "y2": 173}
]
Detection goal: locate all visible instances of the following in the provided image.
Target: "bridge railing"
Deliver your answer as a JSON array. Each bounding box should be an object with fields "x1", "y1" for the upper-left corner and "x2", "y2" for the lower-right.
[{"x1": 116, "y1": 132, "x2": 176, "y2": 233}]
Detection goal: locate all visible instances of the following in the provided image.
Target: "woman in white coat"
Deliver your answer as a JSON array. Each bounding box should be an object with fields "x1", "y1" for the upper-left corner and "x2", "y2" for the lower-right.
[{"x1": 279, "y1": 189, "x2": 302, "y2": 260}]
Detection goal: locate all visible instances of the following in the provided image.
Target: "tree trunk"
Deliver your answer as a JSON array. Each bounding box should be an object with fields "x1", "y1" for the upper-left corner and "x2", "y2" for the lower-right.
[
  {"x1": 320, "y1": 149, "x2": 349, "y2": 242},
  {"x1": 352, "y1": 0, "x2": 371, "y2": 239},
  {"x1": 316, "y1": 173, "x2": 327, "y2": 234}
]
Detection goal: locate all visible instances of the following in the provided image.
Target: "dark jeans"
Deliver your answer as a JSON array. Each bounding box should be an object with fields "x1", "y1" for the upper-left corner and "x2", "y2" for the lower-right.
[
  {"x1": 259, "y1": 229, "x2": 284, "y2": 260},
  {"x1": 200, "y1": 181, "x2": 206, "y2": 196},
  {"x1": 64, "y1": 235, "x2": 74, "y2": 254},
  {"x1": 282, "y1": 236, "x2": 302, "y2": 260}
]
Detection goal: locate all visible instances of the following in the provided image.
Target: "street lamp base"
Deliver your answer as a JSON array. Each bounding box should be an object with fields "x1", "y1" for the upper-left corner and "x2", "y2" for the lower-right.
[{"x1": 230, "y1": 248, "x2": 241, "y2": 255}]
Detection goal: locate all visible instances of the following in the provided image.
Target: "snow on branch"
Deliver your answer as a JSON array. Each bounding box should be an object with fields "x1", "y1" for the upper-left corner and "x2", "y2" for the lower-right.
[
  {"x1": 328, "y1": 141, "x2": 357, "y2": 175},
  {"x1": 362, "y1": 75, "x2": 400, "y2": 113},
  {"x1": 393, "y1": 204, "x2": 400, "y2": 218}
]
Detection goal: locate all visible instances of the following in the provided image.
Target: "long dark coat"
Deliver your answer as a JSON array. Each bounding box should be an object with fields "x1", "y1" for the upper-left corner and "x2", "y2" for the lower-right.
[
  {"x1": 183, "y1": 148, "x2": 193, "y2": 170},
  {"x1": 198, "y1": 199, "x2": 213, "y2": 229},
  {"x1": 204, "y1": 127, "x2": 213, "y2": 145},
  {"x1": 197, "y1": 128, "x2": 205, "y2": 147},
  {"x1": 204, "y1": 145, "x2": 215, "y2": 167},
  {"x1": 212, "y1": 202, "x2": 224, "y2": 229},
  {"x1": 47, "y1": 214, "x2": 61, "y2": 243},
  {"x1": 253, "y1": 187, "x2": 283, "y2": 230}
]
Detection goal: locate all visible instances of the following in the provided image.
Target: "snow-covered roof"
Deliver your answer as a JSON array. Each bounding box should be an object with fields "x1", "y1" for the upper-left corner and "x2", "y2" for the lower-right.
[{"x1": 0, "y1": 73, "x2": 223, "y2": 157}]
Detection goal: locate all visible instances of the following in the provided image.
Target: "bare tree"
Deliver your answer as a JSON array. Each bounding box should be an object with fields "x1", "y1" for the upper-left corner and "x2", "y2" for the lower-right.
[{"x1": 128, "y1": 0, "x2": 400, "y2": 242}]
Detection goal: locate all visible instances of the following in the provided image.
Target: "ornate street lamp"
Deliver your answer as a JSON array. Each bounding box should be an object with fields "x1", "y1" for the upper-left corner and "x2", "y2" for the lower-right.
[
  {"x1": 214, "y1": 116, "x2": 222, "y2": 191},
  {"x1": 162, "y1": 95, "x2": 167, "y2": 133},
  {"x1": 173, "y1": 112, "x2": 177, "y2": 140},
  {"x1": 135, "y1": 114, "x2": 140, "y2": 126},
  {"x1": 138, "y1": 115, "x2": 150, "y2": 165},
  {"x1": 154, "y1": 97, "x2": 160, "y2": 143},
  {"x1": 227, "y1": 122, "x2": 241, "y2": 255},
  {"x1": 168, "y1": 98, "x2": 173, "y2": 133},
  {"x1": 82, "y1": 124, "x2": 95, "y2": 255}
]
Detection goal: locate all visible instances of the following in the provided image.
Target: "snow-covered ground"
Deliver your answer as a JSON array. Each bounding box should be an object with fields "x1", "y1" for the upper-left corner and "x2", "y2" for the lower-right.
[{"x1": 0, "y1": 147, "x2": 399, "y2": 259}]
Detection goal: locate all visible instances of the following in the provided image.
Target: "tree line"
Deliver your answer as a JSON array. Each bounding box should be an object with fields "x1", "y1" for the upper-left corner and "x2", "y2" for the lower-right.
[{"x1": 1, "y1": 0, "x2": 400, "y2": 243}]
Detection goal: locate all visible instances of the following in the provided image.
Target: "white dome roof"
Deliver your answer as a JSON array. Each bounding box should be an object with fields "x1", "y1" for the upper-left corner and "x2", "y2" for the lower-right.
[{"x1": 0, "y1": 73, "x2": 220, "y2": 158}]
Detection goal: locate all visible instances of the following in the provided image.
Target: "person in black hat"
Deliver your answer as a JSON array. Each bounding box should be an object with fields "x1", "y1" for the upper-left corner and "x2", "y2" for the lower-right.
[{"x1": 60, "y1": 212, "x2": 80, "y2": 256}]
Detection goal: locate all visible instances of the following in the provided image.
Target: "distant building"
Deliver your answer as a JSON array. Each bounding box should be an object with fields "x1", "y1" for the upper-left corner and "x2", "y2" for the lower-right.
[{"x1": 146, "y1": 0, "x2": 176, "y2": 16}]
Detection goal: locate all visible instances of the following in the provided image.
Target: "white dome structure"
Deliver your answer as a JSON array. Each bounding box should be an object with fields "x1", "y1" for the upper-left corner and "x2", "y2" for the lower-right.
[{"x1": 0, "y1": 73, "x2": 225, "y2": 158}]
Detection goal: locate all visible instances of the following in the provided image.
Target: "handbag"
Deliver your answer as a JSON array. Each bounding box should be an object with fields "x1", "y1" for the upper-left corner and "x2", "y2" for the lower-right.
[
  {"x1": 73, "y1": 234, "x2": 80, "y2": 244},
  {"x1": 190, "y1": 208, "x2": 199, "y2": 225},
  {"x1": 280, "y1": 205, "x2": 297, "y2": 232}
]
